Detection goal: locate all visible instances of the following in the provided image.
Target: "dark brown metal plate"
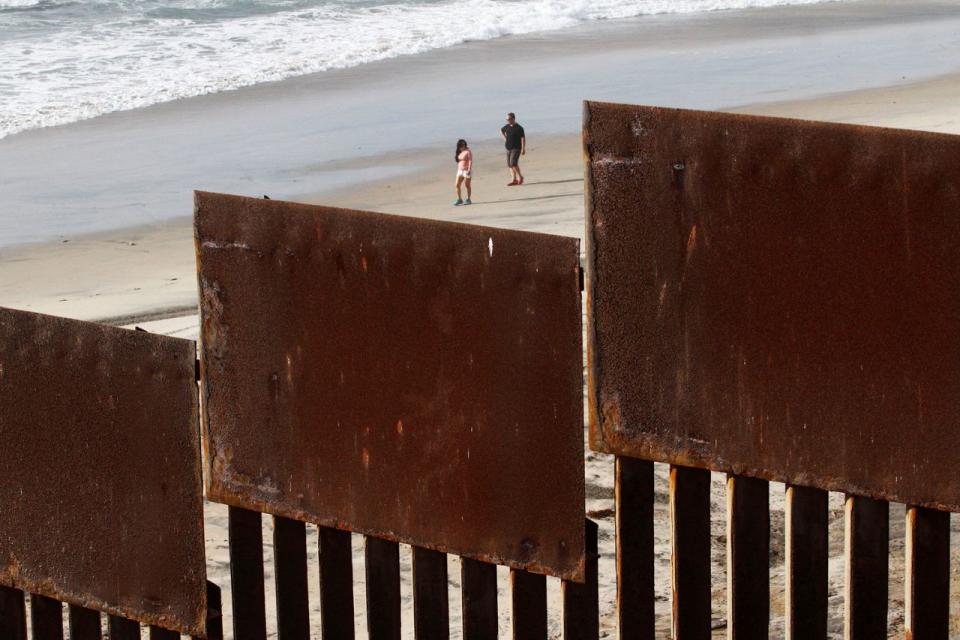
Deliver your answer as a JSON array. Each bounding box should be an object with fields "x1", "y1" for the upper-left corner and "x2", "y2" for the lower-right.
[
  {"x1": 585, "y1": 101, "x2": 960, "y2": 510},
  {"x1": 195, "y1": 192, "x2": 585, "y2": 580},
  {"x1": 0, "y1": 308, "x2": 206, "y2": 635}
]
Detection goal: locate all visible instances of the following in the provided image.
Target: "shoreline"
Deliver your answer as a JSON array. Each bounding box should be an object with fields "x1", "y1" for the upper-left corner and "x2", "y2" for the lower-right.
[
  {"x1": 4, "y1": 66, "x2": 960, "y2": 324},
  {"x1": 8, "y1": 0, "x2": 921, "y2": 143},
  {"x1": 4, "y1": 0, "x2": 960, "y2": 247},
  {"x1": 6, "y1": 0, "x2": 960, "y2": 146},
  {"x1": 5, "y1": 0, "x2": 960, "y2": 324}
]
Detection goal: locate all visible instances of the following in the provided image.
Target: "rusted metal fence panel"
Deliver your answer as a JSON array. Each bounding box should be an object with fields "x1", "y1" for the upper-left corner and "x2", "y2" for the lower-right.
[
  {"x1": 150, "y1": 625, "x2": 180, "y2": 640},
  {"x1": 726, "y1": 476, "x2": 769, "y2": 639},
  {"x1": 584, "y1": 101, "x2": 960, "y2": 511},
  {"x1": 365, "y1": 537, "x2": 401, "y2": 640},
  {"x1": 318, "y1": 526, "x2": 355, "y2": 640},
  {"x1": 668, "y1": 466, "x2": 711, "y2": 640},
  {"x1": 0, "y1": 586, "x2": 27, "y2": 640},
  {"x1": 273, "y1": 515, "x2": 311, "y2": 640},
  {"x1": 195, "y1": 191, "x2": 586, "y2": 581},
  {"x1": 844, "y1": 496, "x2": 888, "y2": 638},
  {"x1": 784, "y1": 486, "x2": 828, "y2": 640},
  {"x1": 108, "y1": 616, "x2": 140, "y2": 640},
  {"x1": 0, "y1": 308, "x2": 207, "y2": 636},
  {"x1": 31, "y1": 595, "x2": 63, "y2": 640},
  {"x1": 68, "y1": 605, "x2": 102, "y2": 640},
  {"x1": 905, "y1": 507, "x2": 950, "y2": 639},
  {"x1": 561, "y1": 519, "x2": 599, "y2": 640},
  {"x1": 510, "y1": 568, "x2": 546, "y2": 640},
  {"x1": 226, "y1": 507, "x2": 267, "y2": 640},
  {"x1": 200, "y1": 581, "x2": 225, "y2": 640},
  {"x1": 460, "y1": 558, "x2": 498, "y2": 639},
  {"x1": 614, "y1": 457, "x2": 654, "y2": 639},
  {"x1": 412, "y1": 547, "x2": 449, "y2": 640}
]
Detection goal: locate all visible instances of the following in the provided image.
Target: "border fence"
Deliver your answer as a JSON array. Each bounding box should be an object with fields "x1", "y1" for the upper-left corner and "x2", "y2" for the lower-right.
[
  {"x1": 2, "y1": 101, "x2": 958, "y2": 639},
  {"x1": 0, "y1": 308, "x2": 221, "y2": 640},
  {"x1": 584, "y1": 102, "x2": 960, "y2": 640}
]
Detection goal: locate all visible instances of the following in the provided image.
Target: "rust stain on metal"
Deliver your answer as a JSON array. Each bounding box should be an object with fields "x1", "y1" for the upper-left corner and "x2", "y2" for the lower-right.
[
  {"x1": 585, "y1": 101, "x2": 960, "y2": 510},
  {"x1": 195, "y1": 192, "x2": 586, "y2": 581},
  {"x1": 0, "y1": 308, "x2": 207, "y2": 635}
]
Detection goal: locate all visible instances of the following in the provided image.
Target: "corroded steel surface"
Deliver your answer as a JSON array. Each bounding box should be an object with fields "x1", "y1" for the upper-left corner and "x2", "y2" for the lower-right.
[
  {"x1": 0, "y1": 308, "x2": 206, "y2": 635},
  {"x1": 195, "y1": 192, "x2": 585, "y2": 580},
  {"x1": 585, "y1": 101, "x2": 960, "y2": 510}
]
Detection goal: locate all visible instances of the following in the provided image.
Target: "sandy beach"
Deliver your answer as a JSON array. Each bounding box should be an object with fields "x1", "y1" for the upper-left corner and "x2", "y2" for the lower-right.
[
  {"x1": 6, "y1": 66, "x2": 960, "y2": 325},
  {"x1": 4, "y1": 0, "x2": 960, "y2": 637}
]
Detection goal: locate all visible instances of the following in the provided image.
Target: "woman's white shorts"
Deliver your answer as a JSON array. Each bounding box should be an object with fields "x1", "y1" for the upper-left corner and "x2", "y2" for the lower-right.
[{"x1": 457, "y1": 169, "x2": 472, "y2": 178}]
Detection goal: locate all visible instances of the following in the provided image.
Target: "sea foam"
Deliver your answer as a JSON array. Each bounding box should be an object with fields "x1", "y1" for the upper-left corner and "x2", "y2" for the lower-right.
[{"x1": 0, "y1": 0, "x2": 837, "y2": 139}]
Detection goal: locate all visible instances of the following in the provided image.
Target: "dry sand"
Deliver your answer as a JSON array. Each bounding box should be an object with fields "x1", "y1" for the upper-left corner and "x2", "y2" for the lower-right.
[{"x1": 6, "y1": 42, "x2": 960, "y2": 640}]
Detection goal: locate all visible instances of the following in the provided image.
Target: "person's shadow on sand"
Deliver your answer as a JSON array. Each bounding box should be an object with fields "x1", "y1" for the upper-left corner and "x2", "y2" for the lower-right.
[
  {"x1": 518, "y1": 178, "x2": 582, "y2": 186},
  {"x1": 470, "y1": 191, "x2": 581, "y2": 205},
  {"x1": 469, "y1": 177, "x2": 582, "y2": 205}
]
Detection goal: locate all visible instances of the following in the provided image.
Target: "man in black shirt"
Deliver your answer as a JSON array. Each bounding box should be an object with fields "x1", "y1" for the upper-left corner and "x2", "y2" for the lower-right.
[{"x1": 500, "y1": 112, "x2": 525, "y2": 186}]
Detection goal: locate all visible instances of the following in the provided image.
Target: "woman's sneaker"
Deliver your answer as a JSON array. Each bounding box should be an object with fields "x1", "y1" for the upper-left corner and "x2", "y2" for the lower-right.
[
  {"x1": 453, "y1": 198, "x2": 463, "y2": 206},
  {"x1": 464, "y1": 198, "x2": 472, "y2": 205}
]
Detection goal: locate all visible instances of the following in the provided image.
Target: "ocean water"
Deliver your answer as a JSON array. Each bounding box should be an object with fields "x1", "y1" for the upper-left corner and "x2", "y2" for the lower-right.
[{"x1": 0, "y1": 0, "x2": 839, "y2": 139}]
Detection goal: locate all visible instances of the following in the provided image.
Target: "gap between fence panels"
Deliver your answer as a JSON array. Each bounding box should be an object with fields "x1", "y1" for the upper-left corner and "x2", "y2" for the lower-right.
[
  {"x1": 3, "y1": 465, "x2": 941, "y2": 640},
  {"x1": 3, "y1": 354, "x2": 957, "y2": 634},
  {"x1": 606, "y1": 461, "x2": 959, "y2": 639},
  {"x1": 217, "y1": 513, "x2": 601, "y2": 640},
  {"x1": 5, "y1": 492, "x2": 956, "y2": 639},
  {"x1": 199, "y1": 467, "x2": 958, "y2": 639}
]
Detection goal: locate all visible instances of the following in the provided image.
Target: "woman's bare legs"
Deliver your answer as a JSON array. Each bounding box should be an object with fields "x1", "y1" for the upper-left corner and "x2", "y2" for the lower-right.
[
  {"x1": 455, "y1": 175, "x2": 464, "y2": 201},
  {"x1": 465, "y1": 177, "x2": 472, "y2": 200}
]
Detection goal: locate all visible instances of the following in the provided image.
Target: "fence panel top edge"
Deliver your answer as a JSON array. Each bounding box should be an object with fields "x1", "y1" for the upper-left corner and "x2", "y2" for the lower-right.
[
  {"x1": 584, "y1": 101, "x2": 960, "y2": 511},
  {"x1": 195, "y1": 192, "x2": 587, "y2": 581},
  {"x1": 0, "y1": 306, "x2": 207, "y2": 635}
]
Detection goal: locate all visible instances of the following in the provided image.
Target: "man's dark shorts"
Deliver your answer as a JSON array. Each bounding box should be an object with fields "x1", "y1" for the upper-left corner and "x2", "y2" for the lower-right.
[{"x1": 506, "y1": 148, "x2": 521, "y2": 168}]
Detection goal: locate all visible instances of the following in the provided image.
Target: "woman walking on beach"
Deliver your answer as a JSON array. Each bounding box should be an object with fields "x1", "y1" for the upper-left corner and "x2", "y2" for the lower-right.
[{"x1": 454, "y1": 139, "x2": 472, "y2": 206}]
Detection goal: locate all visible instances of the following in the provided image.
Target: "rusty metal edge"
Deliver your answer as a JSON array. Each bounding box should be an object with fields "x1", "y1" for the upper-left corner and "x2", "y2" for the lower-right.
[
  {"x1": 193, "y1": 191, "x2": 587, "y2": 583},
  {"x1": 581, "y1": 99, "x2": 960, "y2": 513},
  {"x1": 185, "y1": 327, "x2": 209, "y2": 639},
  {"x1": 596, "y1": 429, "x2": 960, "y2": 513},
  {"x1": 583, "y1": 100, "x2": 605, "y2": 464},
  {"x1": 0, "y1": 310, "x2": 207, "y2": 637},
  {"x1": 205, "y1": 473, "x2": 586, "y2": 583},
  {"x1": 585, "y1": 99, "x2": 960, "y2": 148},
  {"x1": 193, "y1": 190, "x2": 584, "y2": 245}
]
